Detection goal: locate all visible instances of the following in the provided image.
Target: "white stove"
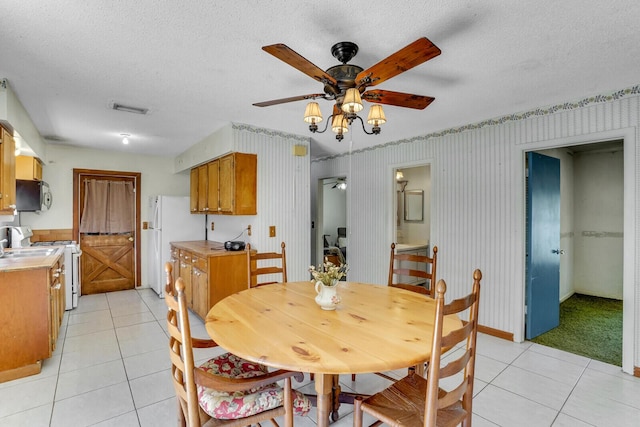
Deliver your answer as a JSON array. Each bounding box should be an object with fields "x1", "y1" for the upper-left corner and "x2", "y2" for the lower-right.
[{"x1": 32, "y1": 239, "x2": 82, "y2": 310}]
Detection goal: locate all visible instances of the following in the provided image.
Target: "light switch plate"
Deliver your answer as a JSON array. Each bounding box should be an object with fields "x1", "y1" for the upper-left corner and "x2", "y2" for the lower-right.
[{"x1": 269, "y1": 226, "x2": 276, "y2": 237}]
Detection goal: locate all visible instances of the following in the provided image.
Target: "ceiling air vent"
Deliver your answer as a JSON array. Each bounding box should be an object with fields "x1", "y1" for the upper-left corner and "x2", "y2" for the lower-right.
[{"x1": 111, "y1": 102, "x2": 149, "y2": 115}]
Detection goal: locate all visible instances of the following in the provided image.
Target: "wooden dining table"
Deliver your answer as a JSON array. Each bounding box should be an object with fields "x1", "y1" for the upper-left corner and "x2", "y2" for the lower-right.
[{"x1": 204, "y1": 281, "x2": 461, "y2": 427}]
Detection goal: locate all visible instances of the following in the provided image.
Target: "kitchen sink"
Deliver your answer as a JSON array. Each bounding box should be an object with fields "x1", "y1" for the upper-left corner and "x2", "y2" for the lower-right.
[{"x1": 0, "y1": 248, "x2": 56, "y2": 258}]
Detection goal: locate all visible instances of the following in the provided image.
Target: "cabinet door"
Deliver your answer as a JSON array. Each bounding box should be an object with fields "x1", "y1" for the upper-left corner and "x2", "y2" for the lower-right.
[
  {"x1": 197, "y1": 164, "x2": 209, "y2": 213},
  {"x1": 179, "y1": 251, "x2": 193, "y2": 308},
  {"x1": 218, "y1": 154, "x2": 234, "y2": 213},
  {"x1": 0, "y1": 127, "x2": 16, "y2": 212},
  {"x1": 169, "y1": 246, "x2": 180, "y2": 290},
  {"x1": 207, "y1": 160, "x2": 219, "y2": 213},
  {"x1": 190, "y1": 168, "x2": 199, "y2": 213},
  {"x1": 192, "y1": 267, "x2": 209, "y2": 319},
  {"x1": 232, "y1": 153, "x2": 257, "y2": 215},
  {"x1": 50, "y1": 259, "x2": 64, "y2": 352}
]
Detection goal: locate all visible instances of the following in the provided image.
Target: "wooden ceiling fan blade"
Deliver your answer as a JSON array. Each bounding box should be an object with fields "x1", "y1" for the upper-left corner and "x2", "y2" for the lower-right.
[
  {"x1": 356, "y1": 37, "x2": 441, "y2": 87},
  {"x1": 253, "y1": 93, "x2": 327, "y2": 107},
  {"x1": 362, "y1": 90, "x2": 435, "y2": 110},
  {"x1": 262, "y1": 44, "x2": 337, "y2": 86}
]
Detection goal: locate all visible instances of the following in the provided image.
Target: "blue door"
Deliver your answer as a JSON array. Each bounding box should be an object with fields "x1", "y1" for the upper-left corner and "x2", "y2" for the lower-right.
[{"x1": 526, "y1": 152, "x2": 561, "y2": 339}]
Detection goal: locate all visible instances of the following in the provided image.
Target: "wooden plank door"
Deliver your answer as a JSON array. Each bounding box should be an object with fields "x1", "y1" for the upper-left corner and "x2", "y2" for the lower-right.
[{"x1": 74, "y1": 169, "x2": 141, "y2": 295}]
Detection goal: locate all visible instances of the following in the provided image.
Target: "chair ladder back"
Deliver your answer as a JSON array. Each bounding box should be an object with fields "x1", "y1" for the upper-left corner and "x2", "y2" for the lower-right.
[
  {"x1": 165, "y1": 277, "x2": 201, "y2": 426},
  {"x1": 247, "y1": 242, "x2": 288, "y2": 287},
  {"x1": 388, "y1": 243, "x2": 438, "y2": 297},
  {"x1": 425, "y1": 270, "x2": 481, "y2": 427}
]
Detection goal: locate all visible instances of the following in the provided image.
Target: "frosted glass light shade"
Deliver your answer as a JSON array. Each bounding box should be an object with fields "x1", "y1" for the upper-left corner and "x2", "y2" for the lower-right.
[
  {"x1": 341, "y1": 88, "x2": 363, "y2": 113},
  {"x1": 303, "y1": 102, "x2": 323, "y2": 123}
]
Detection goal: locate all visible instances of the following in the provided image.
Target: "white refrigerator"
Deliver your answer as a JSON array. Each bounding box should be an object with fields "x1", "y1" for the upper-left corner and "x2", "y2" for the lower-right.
[{"x1": 148, "y1": 195, "x2": 204, "y2": 297}]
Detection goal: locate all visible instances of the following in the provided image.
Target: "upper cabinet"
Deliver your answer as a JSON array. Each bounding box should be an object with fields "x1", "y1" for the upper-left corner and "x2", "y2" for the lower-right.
[
  {"x1": 16, "y1": 155, "x2": 43, "y2": 181},
  {"x1": 0, "y1": 126, "x2": 16, "y2": 213},
  {"x1": 190, "y1": 152, "x2": 257, "y2": 215}
]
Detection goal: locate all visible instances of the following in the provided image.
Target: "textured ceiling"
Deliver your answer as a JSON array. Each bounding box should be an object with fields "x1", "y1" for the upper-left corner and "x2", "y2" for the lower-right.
[{"x1": 1, "y1": 1, "x2": 638, "y2": 160}]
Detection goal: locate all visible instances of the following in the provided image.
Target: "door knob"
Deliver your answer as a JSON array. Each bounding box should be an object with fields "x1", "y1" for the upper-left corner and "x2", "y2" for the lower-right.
[{"x1": 128, "y1": 236, "x2": 134, "y2": 241}]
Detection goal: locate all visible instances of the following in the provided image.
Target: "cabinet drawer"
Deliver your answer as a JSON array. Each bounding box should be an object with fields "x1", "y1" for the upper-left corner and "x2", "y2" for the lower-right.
[
  {"x1": 179, "y1": 250, "x2": 191, "y2": 262},
  {"x1": 192, "y1": 255, "x2": 208, "y2": 271}
]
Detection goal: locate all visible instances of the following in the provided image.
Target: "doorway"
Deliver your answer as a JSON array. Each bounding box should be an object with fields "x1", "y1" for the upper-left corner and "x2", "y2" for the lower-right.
[
  {"x1": 524, "y1": 140, "x2": 624, "y2": 364},
  {"x1": 394, "y1": 164, "x2": 431, "y2": 246},
  {"x1": 73, "y1": 169, "x2": 142, "y2": 294},
  {"x1": 316, "y1": 177, "x2": 347, "y2": 267}
]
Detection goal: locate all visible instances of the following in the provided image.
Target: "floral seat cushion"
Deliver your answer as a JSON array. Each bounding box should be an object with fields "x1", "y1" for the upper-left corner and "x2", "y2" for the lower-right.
[{"x1": 197, "y1": 353, "x2": 312, "y2": 420}]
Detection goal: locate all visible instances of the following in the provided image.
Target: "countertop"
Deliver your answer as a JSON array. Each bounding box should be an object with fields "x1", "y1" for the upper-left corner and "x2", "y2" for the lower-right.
[
  {"x1": 170, "y1": 240, "x2": 248, "y2": 257},
  {"x1": 0, "y1": 246, "x2": 65, "y2": 272}
]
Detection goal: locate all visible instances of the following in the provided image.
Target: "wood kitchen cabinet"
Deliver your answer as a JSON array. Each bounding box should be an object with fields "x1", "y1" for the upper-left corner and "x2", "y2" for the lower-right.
[
  {"x1": 0, "y1": 249, "x2": 65, "y2": 383},
  {"x1": 178, "y1": 249, "x2": 193, "y2": 306},
  {"x1": 0, "y1": 125, "x2": 16, "y2": 214},
  {"x1": 189, "y1": 152, "x2": 257, "y2": 215},
  {"x1": 170, "y1": 241, "x2": 249, "y2": 320},
  {"x1": 49, "y1": 256, "x2": 66, "y2": 352},
  {"x1": 16, "y1": 155, "x2": 43, "y2": 181},
  {"x1": 189, "y1": 168, "x2": 199, "y2": 213},
  {"x1": 197, "y1": 163, "x2": 209, "y2": 213}
]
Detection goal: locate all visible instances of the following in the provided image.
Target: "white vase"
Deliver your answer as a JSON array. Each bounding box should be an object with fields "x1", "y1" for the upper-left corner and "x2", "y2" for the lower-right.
[{"x1": 314, "y1": 280, "x2": 340, "y2": 310}]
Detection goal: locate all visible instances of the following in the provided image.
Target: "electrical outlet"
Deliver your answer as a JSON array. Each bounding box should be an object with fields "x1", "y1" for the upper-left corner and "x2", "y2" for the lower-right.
[
  {"x1": 211, "y1": 222, "x2": 214, "y2": 231},
  {"x1": 247, "y1": 225, "x2": 252, "y2": 236},
  {"x1": 142, "y1": 221, "x2": 148, "y2": 230},
  {"x1": 269, "y1": 226, "x2": 276, "y2": 237}
]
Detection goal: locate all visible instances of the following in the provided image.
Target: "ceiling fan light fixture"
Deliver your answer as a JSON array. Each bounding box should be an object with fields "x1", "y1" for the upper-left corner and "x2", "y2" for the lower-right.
[
  {"x1": 341, "y1": 88, "x2": 363, "y2": 114},
  {"x1": 303, "y1": 102, "x2": 323, "y2": 123},
  {"x1": 303, "y1": 102, "x2": 323, "y2": 132},
  {"x1": 331, "y1": 114, "x2": 349, "y2": 135},
  {"x1": 367, "y1": 104, "x2": 386, "y2": 125}
]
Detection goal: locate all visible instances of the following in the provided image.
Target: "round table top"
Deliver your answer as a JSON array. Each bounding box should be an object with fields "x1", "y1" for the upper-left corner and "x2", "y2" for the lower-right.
[{"x1": 205, "y1": 281, "x2": 462, "y2": 375}]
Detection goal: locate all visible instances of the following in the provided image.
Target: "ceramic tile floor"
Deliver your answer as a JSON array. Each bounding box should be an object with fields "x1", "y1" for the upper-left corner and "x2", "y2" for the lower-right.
[{"x1": 1, "y1": 288, "x2": 639, "y2": 426}]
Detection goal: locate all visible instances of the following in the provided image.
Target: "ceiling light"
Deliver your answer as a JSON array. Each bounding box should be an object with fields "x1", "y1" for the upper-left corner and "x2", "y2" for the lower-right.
[
  {"x1": 303, "y1": 102, "x2": 323, "y2": 132},
  {"x1": 331, "y1": 114, "x2": 349, "y2": 141},
  {"x1": 120, "y1": 133, "x2": 130, "y2": 145},
  {"x1": 341, "y1": 88, "x2": 363, "y2": 114},
  {"x1": 396, "y1": 170, "x2": 404, "y2": 181},
  {"x1": 304, "y1": 100, "x2": 385, "y2": 141}
]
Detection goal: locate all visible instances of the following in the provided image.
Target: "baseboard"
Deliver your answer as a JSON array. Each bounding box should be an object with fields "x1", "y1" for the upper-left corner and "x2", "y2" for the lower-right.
[
  {"x1": 478, "y1": 324, "x2": 514, "y2": 341},
  {"x1": 634, "y1": 366, "x2": 640, "y2": 378}
]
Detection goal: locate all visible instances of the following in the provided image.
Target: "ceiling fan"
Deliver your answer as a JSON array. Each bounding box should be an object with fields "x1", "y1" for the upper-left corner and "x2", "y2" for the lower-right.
[{"x1": 253, "y1": 37, "x2": 441, "y2": 139}]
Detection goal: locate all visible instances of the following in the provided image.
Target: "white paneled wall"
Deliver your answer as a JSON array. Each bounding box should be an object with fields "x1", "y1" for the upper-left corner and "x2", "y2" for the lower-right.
[{"x1": 311, "y1": 86, "x2": 640, "y2": 373}]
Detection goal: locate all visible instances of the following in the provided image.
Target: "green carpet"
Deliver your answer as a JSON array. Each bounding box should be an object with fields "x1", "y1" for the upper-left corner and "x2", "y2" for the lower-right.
[{"x1": 530, "y1": 293, "x2": 622, "y2": 366}]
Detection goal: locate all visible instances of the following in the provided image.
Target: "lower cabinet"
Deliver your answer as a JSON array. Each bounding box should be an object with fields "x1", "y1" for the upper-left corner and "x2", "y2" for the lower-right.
[
  {"x1": 171, "y1": 243, "x2": 248, "y2": 319},
  {"x1": 0, "y1": 253, "x2": 65, "y2": 382}
]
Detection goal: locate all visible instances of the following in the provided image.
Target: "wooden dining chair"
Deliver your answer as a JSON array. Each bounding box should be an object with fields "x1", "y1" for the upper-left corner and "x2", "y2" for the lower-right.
[
  {"x1": 246, "y1": 242, "x2": 287, "y2": 288},
  {"x1": 388, "y1": 243, "x2": 438, "y2": 297},
  {"x1": 165, "y1": 262, "x2": 176, "y2": 296},
  {"x1": 165, "y1": 273, "x2": 311, "y2": 427},
  {"x1": 354, "y1": 269, "x2": 482, "y2": 427}
]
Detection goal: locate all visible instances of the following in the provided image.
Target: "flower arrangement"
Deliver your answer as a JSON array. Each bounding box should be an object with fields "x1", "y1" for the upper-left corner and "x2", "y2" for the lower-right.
[{"x1": 308, "y1": 258, "x2": 348, "y2": 286}]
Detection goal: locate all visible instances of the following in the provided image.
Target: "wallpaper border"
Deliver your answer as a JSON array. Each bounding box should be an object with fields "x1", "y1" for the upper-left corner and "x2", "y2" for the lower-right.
[{"x1": 313, "y1": 84, "x2": 640, "y2": 162}]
